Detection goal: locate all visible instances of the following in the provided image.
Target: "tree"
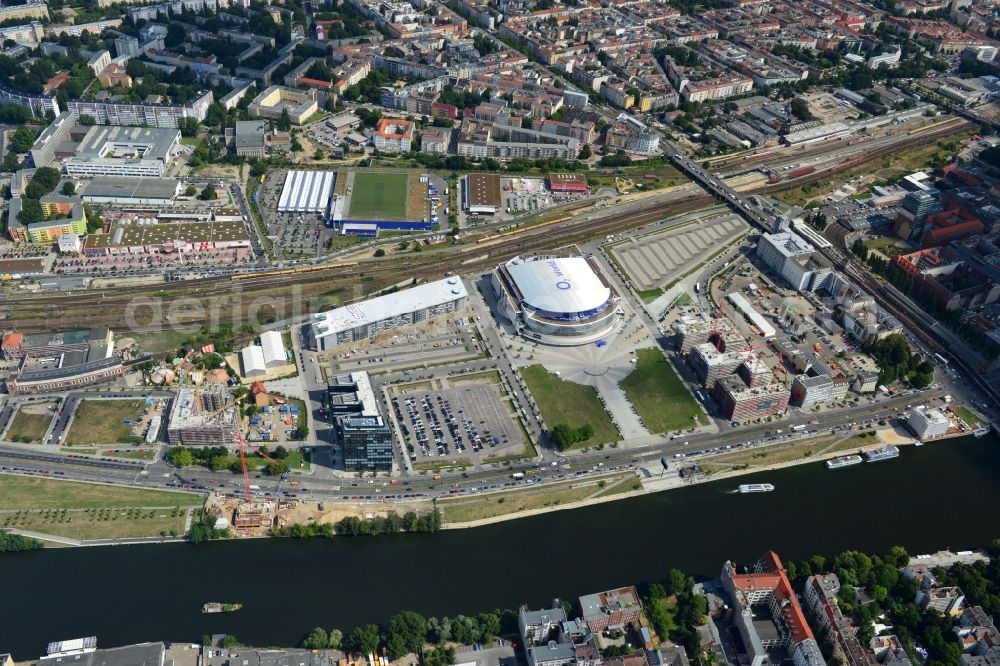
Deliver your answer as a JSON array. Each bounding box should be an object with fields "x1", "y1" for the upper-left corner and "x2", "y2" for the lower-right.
[
  {"x1": 385, "y1": 611, "x2": 426, "y2": 659},
  {"x1": 185, "y1": 185, "x2": 197, "y2": 196},
  {"x1": 328, "y1": 628, "x2": 343, "y2": 649},
  {"x1": 278, "y1": 107, "x2": 292, "y2": 131},
  {"x1": 178, "y1": 117, "x2": 199, "y2": 138},
  {"x1": 167, "y1": 447, "x2": 195, "y2": 467},
  {"x1": 346, "y1": 624, "x2": 380, "y2": 654},
  {"x1": 578, "y1": 144, "x2": 592, "y2": 159},
  {"x1": 201, "y1": 184, "x2": 217, "y2": 201},
  {"x1": 2, "y1": 151, "x2": 19, "y2": 172},
  {"x1": 374, "y1": 248, "x2": 386, "y2": 257},
  {"x1": 62, "y1": 181, "x2": 76, "y2": 196},
  {"x1": 423, "y1": 646, "x2": 455, "y2": 666},
  {"x1": 314, "y1": 148, "x2": 325, "y2": 160},
  {"x1": 303, "y1": 627, "x2": 330, "y2": 649},
  {"x1": 8, "y1": 128, "x2": 39, "y2": 153},
  {"x1": 79, "y1": 114, "x2": 96, "y2": 126},
  {"x1": 273, "y1": 445, "x2": 289, "y2": 459}
]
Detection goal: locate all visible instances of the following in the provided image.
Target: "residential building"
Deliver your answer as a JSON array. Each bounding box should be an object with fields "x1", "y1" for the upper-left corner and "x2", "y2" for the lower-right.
[
  {"x1": 919, "y1": 587, "x2": 966, "y2": 616},
  {"x1": 579, "y1": 587, "x2": 642, "y2": 633},
  {"x1": 373, "y1": 118, "x2": 414, "y2": 153},
  {"x1": 722, "y1": 551, "x2": 824, "y2": 666},
  {"x1": 420, "y1": 126, "x2": 451, "y2": 154},
  {"x1": 0, "y1": 0, "x2": 48, "y2": 21},
  {"x1": 67, "y1": 90, "x2": 213, "y2": 128},
  {"x1": 805, "y1": 574, "x2": 876, "y2": 666}
]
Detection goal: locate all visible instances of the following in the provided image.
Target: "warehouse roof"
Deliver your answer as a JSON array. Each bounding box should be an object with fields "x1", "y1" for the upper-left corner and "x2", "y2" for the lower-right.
[
  {"x1": 465, "y1": 173, "x2": 501, "y2": 208},
  {"x1": 277, "y1": 170, "x2": 335, "y2": 212},
  {"x1": 83, "y1": 176, "x2": 180, "y2": 200},
  {"x1": 85, "y1": 220, "x2": 249, "y2": 248}
]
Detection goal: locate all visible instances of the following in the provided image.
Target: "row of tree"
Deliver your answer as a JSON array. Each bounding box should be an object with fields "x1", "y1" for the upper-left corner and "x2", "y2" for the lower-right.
[
  {"x1": 301, "y1": 608, "x2": 517, "y2": 657},
  {"x1": 274, "y1": 509, "x2": 442, "y2": 539}
]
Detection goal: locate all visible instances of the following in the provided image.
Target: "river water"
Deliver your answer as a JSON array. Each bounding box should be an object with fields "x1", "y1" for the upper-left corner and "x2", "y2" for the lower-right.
[{"x1": 2, "y1": 434, "x2": 998, "y2": 658}]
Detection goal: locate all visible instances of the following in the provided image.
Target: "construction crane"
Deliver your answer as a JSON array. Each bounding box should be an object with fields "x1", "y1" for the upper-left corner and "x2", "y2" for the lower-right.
[
  {"x1": 708, "y1": 300, "x2": 727, "y2": 351},
  {"x1": 199, "y1": 396, "x2": 253, "y2": 502}
]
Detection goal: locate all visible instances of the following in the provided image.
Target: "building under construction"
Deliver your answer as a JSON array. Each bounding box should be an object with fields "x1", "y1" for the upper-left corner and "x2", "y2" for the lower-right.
[
  {"x1": 166, "y1": 382, "x2": 239, "y2": 445},
  {"x1": 233, "y1": 500, "x2": 275, "y2": 529}
]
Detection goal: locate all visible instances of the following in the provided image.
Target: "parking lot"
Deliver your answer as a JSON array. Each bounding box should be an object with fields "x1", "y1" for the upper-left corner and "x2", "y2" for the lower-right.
[
  {"x1": 328, "y1": 316, "x2": 483, "y2": 375},
  {"x1": 390, "y1": 380, "x2": 524, "y2": 466},
  {"x1": 259, "y1": 169, "x2": 338, "y2": 258},
  {"x1": 610, "y1": 212, "x2": 747, "y2": 291}
]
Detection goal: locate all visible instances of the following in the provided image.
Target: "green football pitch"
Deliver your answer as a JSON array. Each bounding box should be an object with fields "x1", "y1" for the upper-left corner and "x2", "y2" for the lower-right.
[{"x1": 348, "y1": 172, "x2": 410, "y2": 220}]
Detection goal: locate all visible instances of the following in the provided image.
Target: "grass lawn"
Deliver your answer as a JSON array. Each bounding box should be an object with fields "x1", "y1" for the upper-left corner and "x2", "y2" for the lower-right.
[
  {"x1": 439, "y1": 473, "x2": 630, "y2": 523},
  {"x1": 521, "y1": 365, "x2": 619, "y2": 447},
  {"x1": 102, "y1": 448, "x2": 158, "y2": 461},
  {"x1": 131, "y1": 328, "x2": 198, "y2": 354},
  {"x1": 620, "y1": 349, "x2": 706, "y2": 433},
  {"x1": 414, "y1": 457, "x2": 473, "y2": 472},
  {"x1": 328, "y1": 235, "x2": 367, "y2": 252},
  {"x1": 699, "y1": 435, "x2": 866, "y2": 473},
  {"x1": 955, "y1": 406, "x2": 983, "y2": 428},
  {"x1": 65, "y1": 400, "x2": 149, "y2": 445},
  {"x1": 348, "y1": 172, "x2": 409, "y2": 220},
  {"x1": 637, "y1": 287, "x2": 663, "y2": 303},
  {"x1": 864, "y1": 236, "x2": 914, "y2": 259},
  {"x1": 0, "y1": 474, "x2": 201, "y2": 510},
  {"x1": 7, "y1": 406, "x2": 54, "y2": 442},
  {"x1": 3, "y1": 508, "x2": 189, "y2": 541}
]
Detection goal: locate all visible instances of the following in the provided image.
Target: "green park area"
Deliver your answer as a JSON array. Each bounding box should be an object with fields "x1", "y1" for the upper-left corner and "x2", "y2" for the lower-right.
[
  {"x1": 0, "y1": 475, "x2": 202, "y2": 541},
  {"x1": 956, "y1": 406, "x2": 983, "y2": 428},
  {"x1": 65, "y1": 399, "x2": 148, "y2": 446},
  {"x1": 521, "y1": 365, "x2": 619, "y2": 448},
  {"x1": 6, "y1": 403, "x2": 56, "y2": 443},
  {"x1": 439, "y1": 473, "x2": 637, "y2": 523},
  {"x1": 348, "y1": 172, "x2": 409, "y2": 220},
  {"x1": 620, "y1": 349, "x2": 707, "y2": 433}
]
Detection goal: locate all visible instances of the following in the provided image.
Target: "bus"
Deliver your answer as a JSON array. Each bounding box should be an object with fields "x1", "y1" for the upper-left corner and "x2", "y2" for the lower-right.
[
  {"x1": 790, "y1": 425, "x2": 806, "y2": 432},
  {"x1": 934, "y1": 353, "x2": 949, "y2": 365}
]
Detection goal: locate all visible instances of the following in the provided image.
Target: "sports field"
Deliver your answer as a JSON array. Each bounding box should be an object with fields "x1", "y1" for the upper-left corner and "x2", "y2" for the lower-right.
[{"x1": 348, "y1": 172, "x2": 410, "y2": 220}]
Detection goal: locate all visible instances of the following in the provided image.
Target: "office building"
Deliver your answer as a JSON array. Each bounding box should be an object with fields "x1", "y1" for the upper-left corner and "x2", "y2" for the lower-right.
[
  {"x1": 791, "y1": 373, "x2": 834, "y2": 407},
  {"x1": 756, "y1": 231, "x2": 835, "y2": 293},
  {"x1": 714, "y1": 375, "x2": 789, "y2": 423},
  {"x1": 907, "y1": 406, "x2": 950, "y2": 439},
  {"x1": 248, "y1": 85, "x2": 318, "y2": 124},
  {"x1": 327, "y1": 371, "x2": 393, "y2": 471},
  {"x1": 235, "y1": 120, "x2": 267, "y2": 157},
  {"x1": 64, "y1": 125, "x2": 180, "y2": 177},
  {"x1": 310, "y1": 277, "x2": 468, "y2": 350}
]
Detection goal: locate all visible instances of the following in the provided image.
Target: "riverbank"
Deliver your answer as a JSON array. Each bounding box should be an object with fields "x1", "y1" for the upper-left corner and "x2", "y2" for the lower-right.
[
  {"x1": 4, "y1": 424, "x2": 985, "y2": 546},
  {"x1": 2, "y1": 431, "x2": 997, "y2": 658}
]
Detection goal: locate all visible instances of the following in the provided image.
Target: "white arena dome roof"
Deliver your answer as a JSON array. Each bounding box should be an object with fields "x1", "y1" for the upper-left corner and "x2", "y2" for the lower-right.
[{"x1": 506, "y1": 257, "x2": 611, "y2": 315}]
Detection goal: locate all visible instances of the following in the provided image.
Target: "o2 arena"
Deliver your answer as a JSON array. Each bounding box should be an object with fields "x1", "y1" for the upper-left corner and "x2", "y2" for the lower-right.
[{"x1": 491, "y1": 255, "x2": 622, "y2": 345}]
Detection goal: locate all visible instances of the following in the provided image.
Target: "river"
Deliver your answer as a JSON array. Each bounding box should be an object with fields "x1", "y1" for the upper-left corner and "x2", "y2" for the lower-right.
[{"x1": 2, "y1": 433, "x2": 998, "y2": 658}]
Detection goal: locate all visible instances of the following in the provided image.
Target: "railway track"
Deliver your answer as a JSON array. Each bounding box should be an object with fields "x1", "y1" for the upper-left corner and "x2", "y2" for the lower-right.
[{"x1": 0, "y1": 118, "x2": 972, "y2": 332}]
